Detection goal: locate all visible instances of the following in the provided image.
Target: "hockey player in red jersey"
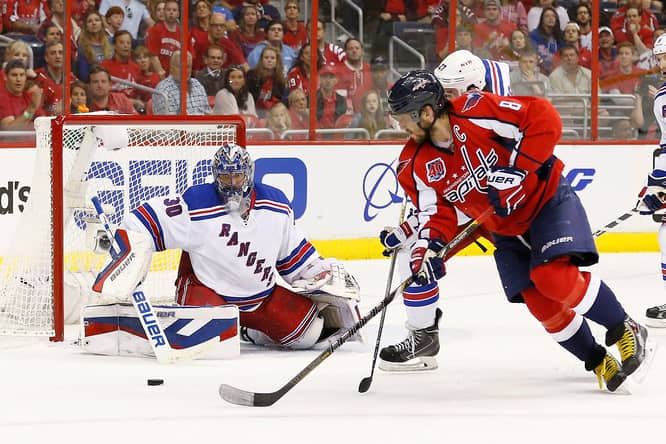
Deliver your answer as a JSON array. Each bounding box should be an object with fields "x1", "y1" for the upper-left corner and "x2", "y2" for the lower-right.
[{"x1": 381, "y1": 70, "x2": 653, "y2": 391}]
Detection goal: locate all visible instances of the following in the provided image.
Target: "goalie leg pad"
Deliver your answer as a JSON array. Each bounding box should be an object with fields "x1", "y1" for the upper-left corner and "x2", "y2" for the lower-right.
[
  {"x1": 309, "y1": 292, "x2": 365, "y2": 344},
  {"x1": 79, "y1": 303, "x2": 240, "y2": 359}
]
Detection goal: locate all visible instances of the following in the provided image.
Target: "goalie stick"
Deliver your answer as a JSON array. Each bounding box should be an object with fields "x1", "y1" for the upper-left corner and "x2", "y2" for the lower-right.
[
  {"x1": 91, "y1": 196, "x2": 218, "y2": 364},
  {"x1": 219, "y1": 207, "x2": 494, "y2": 407},
  {"x1": 358, "y1": 199, "x2": 408, "y2": 394}
]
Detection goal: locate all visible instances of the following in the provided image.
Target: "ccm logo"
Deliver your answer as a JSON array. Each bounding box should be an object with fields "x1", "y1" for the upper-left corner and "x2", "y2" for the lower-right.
[{"x1": 564, "y1": 168, "x2": 595, "y2": 191}]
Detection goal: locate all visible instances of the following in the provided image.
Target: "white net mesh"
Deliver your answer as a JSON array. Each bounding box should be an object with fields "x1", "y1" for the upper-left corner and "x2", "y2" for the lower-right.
[{"x1": 0, "y1": 116, "x2": 240, "y2": 337}]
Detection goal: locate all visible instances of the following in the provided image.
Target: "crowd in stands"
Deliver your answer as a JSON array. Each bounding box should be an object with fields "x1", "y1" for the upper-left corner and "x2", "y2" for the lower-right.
[{"x1": 0, "y1": 0, "x2": 663, "y2": 140}]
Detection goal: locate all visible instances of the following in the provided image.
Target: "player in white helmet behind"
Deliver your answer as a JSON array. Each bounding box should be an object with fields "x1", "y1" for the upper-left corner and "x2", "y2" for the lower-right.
[
  {"x1": 636, "y1": 33, "x2": 666, "y2": 326},
  {"x1": 434, "y1": 49, "x2": 512, "y2": 98}
]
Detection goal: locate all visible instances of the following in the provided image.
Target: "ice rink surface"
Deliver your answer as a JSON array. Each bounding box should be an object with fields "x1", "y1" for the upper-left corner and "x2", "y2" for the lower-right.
[{"x1": 2, "y1": 253, "x2": 666, "y2": 444}]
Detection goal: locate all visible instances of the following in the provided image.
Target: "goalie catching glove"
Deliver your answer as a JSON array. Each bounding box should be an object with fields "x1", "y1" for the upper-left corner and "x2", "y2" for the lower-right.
[
  {"x1": 92, "y1": 229, "x2": 153, "y2": 302},
  {"x1": 410, "y1": 238, "x2": 446, "y2": 285},
  {"x1": 487, "y1": 166, "x2": 528, "y2": 217},
  {"x1": 291, "y1": 259, "x2": 360, "y2": 301},
  {"x1": 636, "y1": 170, "x2": 666, "y2": 215}
]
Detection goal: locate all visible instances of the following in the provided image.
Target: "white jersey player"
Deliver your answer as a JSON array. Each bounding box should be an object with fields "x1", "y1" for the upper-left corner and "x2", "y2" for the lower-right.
[
  {"x1": 434, "y1": 49, "x2": 512, "y2": 99},
  {"x1": 377, "y1": 50, "x2": 509, "y2": 371},
  {"x1": 94, "y1": 143, "x2": 363, "y2": 350},
  {"x1": 637, "y1": 33, "x2": 666, "y2": 327}
]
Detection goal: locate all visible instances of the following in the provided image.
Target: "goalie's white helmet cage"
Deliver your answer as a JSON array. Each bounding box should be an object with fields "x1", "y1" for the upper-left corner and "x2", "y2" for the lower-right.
[{"x1": 0, "y1": 114, "x2": 246, "y2": 341}]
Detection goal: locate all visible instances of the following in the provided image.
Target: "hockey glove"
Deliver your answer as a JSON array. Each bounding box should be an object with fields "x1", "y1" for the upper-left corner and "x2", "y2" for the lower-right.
[
  {"x1": 636, "y1": 170, "x2": 666, "y2": 215},
  {"x1": 410, "y1": 238, "x2": 447, "y2": 285},
  {"x1": 379, "y1": 215, "x2": 417, "y2": 256},
  {"x1": 487, "y1": 166, "x2": 527, "y2": 217}
]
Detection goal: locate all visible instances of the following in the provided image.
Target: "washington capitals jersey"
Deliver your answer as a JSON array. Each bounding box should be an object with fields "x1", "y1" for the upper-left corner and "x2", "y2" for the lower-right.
[
  {"x1": 483, "y1": 59, "x2": 512, "y2": 96},
  {"x1": 123, "y1": 182, "x2": 321, "y2": 309},
  {"x1": 397, "y1": 91, "x2": 564, "y2": 241}
]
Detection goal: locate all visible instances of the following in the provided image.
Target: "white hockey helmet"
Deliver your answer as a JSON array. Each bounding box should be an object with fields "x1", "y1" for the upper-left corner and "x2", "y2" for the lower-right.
[
  {"x1": 654, "y1": 33, "x2": 666, "y2": 56},
  {"x1": 434, "y1": 50, "x2": 486, "y2": 97}
]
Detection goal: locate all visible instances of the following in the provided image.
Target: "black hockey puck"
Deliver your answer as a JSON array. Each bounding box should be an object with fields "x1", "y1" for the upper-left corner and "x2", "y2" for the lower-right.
[{"x1": 147, "y1": 379, "x2": 164, "y2": 386}]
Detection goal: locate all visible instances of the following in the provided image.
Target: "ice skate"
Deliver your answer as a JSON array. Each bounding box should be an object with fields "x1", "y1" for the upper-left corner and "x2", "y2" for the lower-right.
[
  {"x1": 378, "y1": 309, "x2": 442, "y2": 372},
  {"x1": 590, "y1": 352, "x2": 628, "y2": 393},
  {"x1": 606, "y1": 316, "x2": 657, "y2": 382},
  {"x1": 646, "y1": 304, "x2": 666, "y2": 327}
]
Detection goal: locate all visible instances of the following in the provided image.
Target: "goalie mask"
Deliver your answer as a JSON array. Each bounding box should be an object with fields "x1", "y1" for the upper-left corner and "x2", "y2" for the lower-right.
[{"x1": 212, "y1": 143, "x2": 254, "y2": 213}]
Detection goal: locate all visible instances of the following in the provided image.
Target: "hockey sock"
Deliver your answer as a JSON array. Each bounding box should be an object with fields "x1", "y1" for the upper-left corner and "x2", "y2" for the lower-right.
[
  {"x1": 523, "y1": 287, "x2": 594, "y2": 362},
  {"x1": 576, "y1": 280, "x2": 626, "y2": 329},
  {"x1": 530, "y1": 257, "x2": 625, "y2": 328},
  {"x1": 403, "y1": 281, "x2": 440, "y2": 329}
]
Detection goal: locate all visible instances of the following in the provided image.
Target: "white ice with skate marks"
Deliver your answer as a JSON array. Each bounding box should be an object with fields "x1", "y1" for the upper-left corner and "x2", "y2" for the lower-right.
[{"x1": 2, "y1": 253, "x2": 666, "y2": 444}]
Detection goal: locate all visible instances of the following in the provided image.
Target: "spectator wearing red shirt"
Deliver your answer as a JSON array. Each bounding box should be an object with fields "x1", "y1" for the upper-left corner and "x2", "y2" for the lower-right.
[
  {"x1": 4, "y1": 0, "x2": 49, "y2": 34},
  {"x1": 316, "y1": 64, "x2": 347, "y2": 130},
  {"x1": 102, "y1": 30, "x2": 143, "y2": 110},
  {"x1": 473, "y1": 0, "x2": 517, "y2": 60},
  {"x1": 133, "y1": 45, "x2": 161, "y2": 103},
  {"x1": 287, "y1": 88, "x2": 308, "y2": 133},
  {"x1": 287, "y1": 42, "x2": 323, "y2": 97},
  {"x1": 191, "y1": 0, "x2": 212, "y2": 45},
  {"x1": 600, "y1": 41, "x2": 646, "y2": 94},
  {"x1": 87, "y1": 65, "x2": 138, "y2": 114},
  {"x1": 37, "y1": 0, "x2": 80, "y2": 44},
  {"x1": 246, "y1": 46, "x2": 286, "y2": 117},
  {"x1": 34, "y1": 40, "x2": 76, "y2": 115},
  {"x1": 191, "y1": 12, "x2": 248, "y2": 73},
  {"x1": 307, "y1": 20, "x2": 346, "y2": 66},
  {"x1": 610, "y1": 0, "x2": 658, "y2": 46},
  {"x1": 0, "y1": 60, "x2": 43, "y2": 130},
  {"x1": 145, "y1": 0, "x2": 182, "y2": 78},
  {"x1": 282, "y1": 0, "x2": 306, "y2": 52},
  {"x1": 229, "y1": 5, "x2": 265, "y2": 57},
  {"x1": 613, "y1": 6, "x2": 654, "y2": 52},
  {"x1": 336, "y1": 37, "x2": 371, "y2": 112}
]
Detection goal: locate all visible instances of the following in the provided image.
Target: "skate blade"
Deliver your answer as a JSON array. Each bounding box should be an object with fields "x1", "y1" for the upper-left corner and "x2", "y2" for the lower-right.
[
  {"x1": 378, "y1": 356, "x2": 438, "y2": 372},
  {"x1": 629, "y1": 338, "x2": 657, "y2": 384},
  {"x1": 611, "y1": 380, "x2": 632, "y2": 396},
  {"x1": 645, "y1": 318, "x2": 666, "y2": 328}
]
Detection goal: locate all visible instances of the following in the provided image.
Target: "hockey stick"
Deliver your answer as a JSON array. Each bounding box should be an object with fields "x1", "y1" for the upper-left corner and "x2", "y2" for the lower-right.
[
  {"x1": 219, "y1": 207, "x2": 494, "y2": 407},
  {"x1": 358, "y1": 200, "x2": 408, "y2": 393},
  {"x1": 592, "y1": 208, "x2": 638, "y2": 238},
  {"x1": 91, "y1": 196, "x2": 218, "y2": 364}
]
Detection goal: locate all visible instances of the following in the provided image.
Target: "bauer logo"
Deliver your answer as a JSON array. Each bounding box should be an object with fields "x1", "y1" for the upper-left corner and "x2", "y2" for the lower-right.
[{"x1": 0, "y1": 181, "x2": 30, "y2": 215}]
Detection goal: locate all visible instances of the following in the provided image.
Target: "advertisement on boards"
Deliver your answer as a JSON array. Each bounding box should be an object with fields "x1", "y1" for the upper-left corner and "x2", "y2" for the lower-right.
[{"x1": 0, "y1": 144, "x2": 658, "y2": 254}]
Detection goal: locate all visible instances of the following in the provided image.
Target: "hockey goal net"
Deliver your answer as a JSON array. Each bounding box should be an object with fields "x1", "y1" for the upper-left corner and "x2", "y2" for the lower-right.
[{"x1": 0, "y1": 115, "x2": 246, "y2": 341}]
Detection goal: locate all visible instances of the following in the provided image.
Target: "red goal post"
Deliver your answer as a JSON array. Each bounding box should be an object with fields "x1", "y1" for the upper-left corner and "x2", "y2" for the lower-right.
[{"x1": 0, "y1": 115, "x2": 246, "y2": 341}]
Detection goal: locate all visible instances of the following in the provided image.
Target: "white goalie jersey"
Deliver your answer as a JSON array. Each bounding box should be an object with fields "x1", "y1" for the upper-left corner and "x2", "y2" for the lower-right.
[{"x1": 123, "y1": 182, "x2": 323, "y2": 310}]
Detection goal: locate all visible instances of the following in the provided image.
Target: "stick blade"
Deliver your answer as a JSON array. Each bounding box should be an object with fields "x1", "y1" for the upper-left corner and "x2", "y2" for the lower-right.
[
  {"x1": 358, "y1": 377, "x2": 372, "y2": 393},
  {"x1": 219, "y1": 384, "x2": 283, "y2": 407},
  {"x1": 219, "y1": 384, "x2": 257, "y2": 406}
]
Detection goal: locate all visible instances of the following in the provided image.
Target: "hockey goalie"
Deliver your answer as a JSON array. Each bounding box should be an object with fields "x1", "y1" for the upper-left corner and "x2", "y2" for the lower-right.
[{"x1": 80, "y1": 142, "x2": 363, "y2": 359}]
